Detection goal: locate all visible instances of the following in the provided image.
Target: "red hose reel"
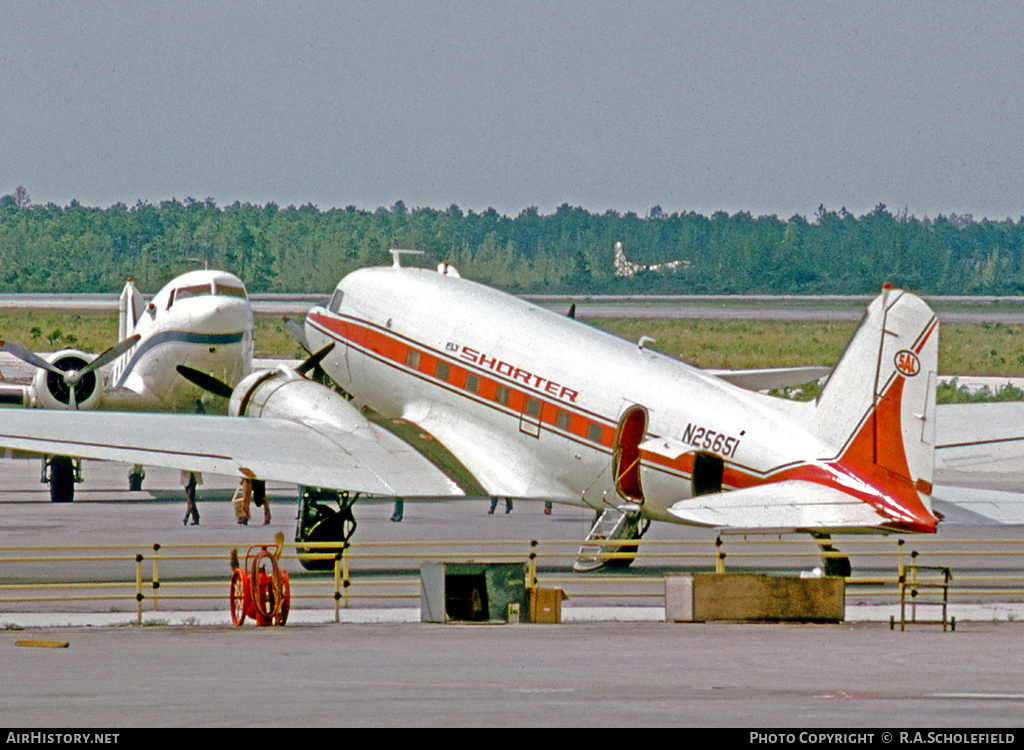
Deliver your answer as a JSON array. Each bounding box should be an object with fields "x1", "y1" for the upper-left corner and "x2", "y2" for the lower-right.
[{"x1": 230, "y1": 539, "x2": 290, "y2": 627}]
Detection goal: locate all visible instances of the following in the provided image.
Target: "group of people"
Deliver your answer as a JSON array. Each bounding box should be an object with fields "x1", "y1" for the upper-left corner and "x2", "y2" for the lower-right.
[
  {"x1": 181, "y1": 472, "x2": 270, "y2": 527},
  {"x1": 181, "y1": 473, "x2": 556, "y2": 526}
]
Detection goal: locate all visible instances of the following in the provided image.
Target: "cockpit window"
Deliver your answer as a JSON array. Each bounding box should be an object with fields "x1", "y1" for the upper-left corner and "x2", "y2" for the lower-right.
[
  {"x1": 215, "y1": 282, "x2": 248, "y2": 299},
  {"x1": 167, "y1": 283, "x2": 214, "y2": 309},
  {"x1": 328, "y1": 290, "x2": 344, "y2": 313},
  {"x1": 175, "y1": 283, "x2": 214, "y2": 300}
]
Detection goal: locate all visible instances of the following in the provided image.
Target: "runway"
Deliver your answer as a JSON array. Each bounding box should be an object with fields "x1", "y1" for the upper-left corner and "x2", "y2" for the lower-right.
[
  {"x1": 1, "y1": 458, "x2": 1023, "y2": 727},
  {"x1": 4, "y1": 292, "x2": 1024, "y2": 323}
]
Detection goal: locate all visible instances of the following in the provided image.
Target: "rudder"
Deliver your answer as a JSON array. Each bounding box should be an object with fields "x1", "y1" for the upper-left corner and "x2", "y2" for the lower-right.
[
  {"x1": 119, "y1": 278, "x2": 146, "y2": 341},
  {"x1": 812, "y1": 286, "x2": 939, "y2": 496}
]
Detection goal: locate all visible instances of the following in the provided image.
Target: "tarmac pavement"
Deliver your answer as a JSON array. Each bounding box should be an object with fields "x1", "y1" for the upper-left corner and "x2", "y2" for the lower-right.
[
  {"x1": 3, "y1": 620, "x2": 1024, "y2": 728},
  {"x1": 2, "y1": 458, "x2": 1024, "y2": 727}
]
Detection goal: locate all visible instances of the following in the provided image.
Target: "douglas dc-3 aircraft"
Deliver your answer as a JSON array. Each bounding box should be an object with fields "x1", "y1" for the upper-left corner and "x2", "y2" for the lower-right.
[
  {"x1": 0, "y1": 268, "x2": 254, "y2": 501},
  {"x1": 0, "y1": 251, "x2": 1021, "y2": 568}
]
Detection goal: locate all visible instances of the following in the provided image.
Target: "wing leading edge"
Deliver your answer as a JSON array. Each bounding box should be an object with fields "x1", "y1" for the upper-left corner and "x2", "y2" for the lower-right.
[{"x1": 0, "y1": 409, "x2": 462, "y2": 498}]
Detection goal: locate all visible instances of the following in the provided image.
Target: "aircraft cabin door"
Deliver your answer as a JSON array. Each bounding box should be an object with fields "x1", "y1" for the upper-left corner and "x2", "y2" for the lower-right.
[{"x1": 613, "y1": 405, "x2": 648, "y2": 503}]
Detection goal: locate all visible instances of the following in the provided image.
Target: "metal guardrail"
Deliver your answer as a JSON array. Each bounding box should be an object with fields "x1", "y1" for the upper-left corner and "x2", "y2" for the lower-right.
[
  {"x1": 1, "y1": 535, "x2": 1022, "y2": 624},
  {"x1": 894, "y1": 561, "x2": 953, "y2": 631}
]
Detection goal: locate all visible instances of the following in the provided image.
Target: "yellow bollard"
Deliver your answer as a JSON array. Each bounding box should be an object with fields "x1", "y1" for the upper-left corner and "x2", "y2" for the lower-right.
[
  {"x1": 135, "y1": 554, "x2": 144, "y2": 626},
  {"x1": 151, "y1": 543, "x2": 161, "y2": 612}
]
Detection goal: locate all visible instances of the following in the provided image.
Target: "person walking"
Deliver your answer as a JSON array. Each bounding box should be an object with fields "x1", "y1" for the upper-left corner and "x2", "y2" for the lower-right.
[
  {"x1": 488, "y1": 497, "x2": 513, "y2": 514},
  {"x1": 182, "y1": 470, "x2": 201, "y2": 526}
]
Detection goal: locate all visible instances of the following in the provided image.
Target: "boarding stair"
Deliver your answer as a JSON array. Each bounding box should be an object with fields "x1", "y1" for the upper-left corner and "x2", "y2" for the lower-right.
[{"x1": 574, "y1": 504, "x2": 649, "y2": 572}]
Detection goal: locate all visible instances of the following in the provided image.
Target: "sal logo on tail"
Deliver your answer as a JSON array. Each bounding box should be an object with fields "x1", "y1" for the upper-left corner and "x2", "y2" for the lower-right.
[{"x1": 895, "y1": 350, "x2": 921, "y2": 377}]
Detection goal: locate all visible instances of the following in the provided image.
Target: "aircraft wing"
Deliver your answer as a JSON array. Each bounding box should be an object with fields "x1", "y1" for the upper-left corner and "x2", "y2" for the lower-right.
[
  {"x1": 666, "y1": 480, "x2": 892, "y2": 532},
  {"x1": 0, "y1": 409, "x2": 462, "y2": 497},
  {"x1": 930, "y1": 487, "x2": 1024, "y2": 525},
  {"x1": 707, "y1": 366, "x2": 831, "y2": 391}
]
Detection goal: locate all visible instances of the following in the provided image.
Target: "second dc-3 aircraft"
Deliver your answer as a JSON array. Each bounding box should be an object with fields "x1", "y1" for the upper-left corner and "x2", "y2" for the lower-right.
[
  {"x1": 0, "y1": 250, "x2": 1021, "y2": 568},
  {"x1": 0, "y1": 268, "x2": 254, "y2": 500}
]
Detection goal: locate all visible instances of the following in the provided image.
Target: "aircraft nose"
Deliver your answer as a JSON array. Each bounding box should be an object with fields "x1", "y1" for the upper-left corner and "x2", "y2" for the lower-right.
[{"x1": 188, "y1": 297, "x2": 252, "y2": 334}]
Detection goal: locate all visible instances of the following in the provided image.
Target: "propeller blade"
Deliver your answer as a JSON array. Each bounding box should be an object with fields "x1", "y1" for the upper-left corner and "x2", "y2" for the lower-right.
[
  {"x1": 67, "y1": 334, "x2": 142, "y2": 386},
  {"x1": 296, "y1": 343, "x2": 335, "y2": 376},
  {"x1": 74, "y1": 334, "x2": 141, "y2": 381},
  {"x1": 0, "y1": 340, "x2": 65, "y2": 376},
  {"x1": 176, "y1": 365, "x2": 234, "y2": 400},
  {"x1": 283, "y1": 316, "x2": 311, "y2": 353}
]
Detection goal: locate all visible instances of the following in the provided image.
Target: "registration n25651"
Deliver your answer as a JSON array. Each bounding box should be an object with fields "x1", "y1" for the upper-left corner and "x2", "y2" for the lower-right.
[{"x1": 681, "y1": 422, "x2": 742, "y2": 457}]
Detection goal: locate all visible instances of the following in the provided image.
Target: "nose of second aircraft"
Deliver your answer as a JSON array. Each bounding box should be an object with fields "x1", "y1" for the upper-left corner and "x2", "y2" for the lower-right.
[{"x1": 183, "y1": 296, "x2": 254, "y2": 335}]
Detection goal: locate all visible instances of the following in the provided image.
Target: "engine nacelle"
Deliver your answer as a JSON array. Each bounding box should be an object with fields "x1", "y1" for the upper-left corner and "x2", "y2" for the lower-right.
[
  {"x1": 30, "y1": 349, "x2": 104, "y2": 411},
  {"x1": 229, "y1": 366, "x2": 368, "y2": 433}
]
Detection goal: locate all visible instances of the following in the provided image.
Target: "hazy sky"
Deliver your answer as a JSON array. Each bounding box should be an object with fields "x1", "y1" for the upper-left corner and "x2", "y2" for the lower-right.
[{"x1": 3, "y1": 1, "x2": 1024, "y2": 220}]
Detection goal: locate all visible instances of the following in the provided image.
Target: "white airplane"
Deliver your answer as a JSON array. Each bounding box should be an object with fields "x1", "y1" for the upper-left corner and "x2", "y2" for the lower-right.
[
  {"x1": 0, "y1": 268, "x2": 255, "y2": 500},
  {"x1": 0, "y1": 251, "x2": 1020, "y2": 569}
]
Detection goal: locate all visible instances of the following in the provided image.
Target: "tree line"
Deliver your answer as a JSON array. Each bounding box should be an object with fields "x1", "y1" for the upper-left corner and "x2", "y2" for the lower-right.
[{"x1": 2, "y1": 189, "x2": 1023, "y2": 296}]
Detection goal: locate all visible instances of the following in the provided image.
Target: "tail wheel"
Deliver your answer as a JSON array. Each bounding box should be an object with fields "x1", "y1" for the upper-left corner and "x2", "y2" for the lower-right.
[{"x1": 230, "y1": 569, "x2": 248, "y2": 626}]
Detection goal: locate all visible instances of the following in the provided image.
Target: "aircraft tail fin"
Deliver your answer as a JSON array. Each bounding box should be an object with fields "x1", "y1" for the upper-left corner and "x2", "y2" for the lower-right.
[
  {"x1": 119, "y1": 278, "x2": 146, "y2": 341},
  {"x1": 811, "y1": 286, "x2": 939, "y2": 518}
]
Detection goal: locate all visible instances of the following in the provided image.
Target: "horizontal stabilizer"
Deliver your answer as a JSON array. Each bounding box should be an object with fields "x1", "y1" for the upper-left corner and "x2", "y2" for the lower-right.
[
  {"x1": 667, "y1": 479, "x2": 890, "y2": 532},
  {"x1": 708, "y1": 366, "x2": 831, "y2": 392}
]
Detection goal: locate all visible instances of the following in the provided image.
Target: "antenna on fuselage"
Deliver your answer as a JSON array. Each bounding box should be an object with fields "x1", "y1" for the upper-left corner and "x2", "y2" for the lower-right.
[{"x1": 389, "y1": 248, "x2": 425, "y2": 268}]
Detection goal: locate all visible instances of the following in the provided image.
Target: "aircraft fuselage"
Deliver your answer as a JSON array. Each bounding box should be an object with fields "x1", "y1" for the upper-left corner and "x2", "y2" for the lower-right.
[{"x1": 304, "y1": 266, "x2": 891, "y2": 528}]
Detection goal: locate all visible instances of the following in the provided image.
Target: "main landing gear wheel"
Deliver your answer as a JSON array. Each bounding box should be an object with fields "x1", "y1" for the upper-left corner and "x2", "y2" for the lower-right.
[
  {"x1": 295, "y1": 487, "x2": 359, "y2": 571},
  {"x1": 45, "y1": 456, "x2": 78, "y2": 503}
]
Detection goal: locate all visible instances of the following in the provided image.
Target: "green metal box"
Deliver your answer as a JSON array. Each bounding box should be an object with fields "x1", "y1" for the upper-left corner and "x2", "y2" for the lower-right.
[{"x1": 421, "y1": 562, "x2": 530, "y2": 623}]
